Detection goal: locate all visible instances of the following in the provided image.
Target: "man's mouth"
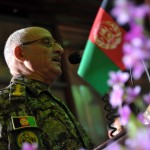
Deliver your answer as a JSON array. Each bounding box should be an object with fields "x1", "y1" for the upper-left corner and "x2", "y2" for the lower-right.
[{"x1": 52, "y1": 57, "x2": 61, "y2": 63}]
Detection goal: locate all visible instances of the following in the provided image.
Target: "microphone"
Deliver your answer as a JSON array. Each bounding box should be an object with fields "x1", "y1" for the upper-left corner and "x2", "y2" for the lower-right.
[{"x1": 68, "y1": 51, "x2": 83, "y2": 64}]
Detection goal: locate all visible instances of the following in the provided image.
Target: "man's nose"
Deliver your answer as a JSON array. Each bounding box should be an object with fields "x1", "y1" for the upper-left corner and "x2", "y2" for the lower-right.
[{"x1": 54, "y1": 43, "x2": 64, "y2": 54}]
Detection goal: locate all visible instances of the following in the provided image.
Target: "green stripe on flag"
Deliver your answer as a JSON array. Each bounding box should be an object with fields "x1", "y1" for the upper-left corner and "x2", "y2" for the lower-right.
[
  {"x1": 28, "y1": 116, "x2": 37, "y2": 126},
  {"x1": 78, "y1": 40, "x2": 119, "y2": 95}
]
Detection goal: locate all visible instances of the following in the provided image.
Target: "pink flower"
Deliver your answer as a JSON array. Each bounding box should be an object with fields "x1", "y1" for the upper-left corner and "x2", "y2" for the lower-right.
[
  {"x1": 125, "y1": 128, "x2": 150, "y2": 149},
  {"x1": 111, "y1": 0, "x2": 134, "y2": 25},
  {"x1": 112, "y1": 0, "x2": 150, "y2": 25},
  {"x1": 107, "y1": 71, "x2": 129, "y2": 86},
  {"x1": 124, "y1": 23, "x2": 144, "y2": 41},
  {"x1": 21, "y1": 143, "x2": 38, "y2": 150},
  {"x1": 143, "y1": 92, "x2": 150, "y2": 104},
  {"x1": 137, "y1": 112, "x2": 145, "y2": 124},
  {"x1": 105, "y1": 142, "x2": 122, "y2": 150},
  {"x1": 110, "y1": 86, "x2": 124, "y2": 108},
  {"x1": 122, "y1": 22, "x2": 150, "y2": 79},
  {"x1": 125, "y1": 86, "x2": 141, "y2": 104},
  {"x1": 130, "y1": 4, "x2": 150, "y2": 20},
  {"x1": 118, "y1": 105, "x2": 131, "y2": 126}
]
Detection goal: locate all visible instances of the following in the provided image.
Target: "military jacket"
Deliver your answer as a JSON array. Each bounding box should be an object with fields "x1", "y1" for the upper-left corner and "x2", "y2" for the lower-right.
[{"x1": 0, "y1": 76, "x2": 95, "y2": 150}]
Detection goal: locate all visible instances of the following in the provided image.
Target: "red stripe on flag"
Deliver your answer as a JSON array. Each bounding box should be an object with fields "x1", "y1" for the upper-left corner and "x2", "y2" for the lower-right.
[{"x1": 89, "y1": 7, "x2": 126, "y2": 70}]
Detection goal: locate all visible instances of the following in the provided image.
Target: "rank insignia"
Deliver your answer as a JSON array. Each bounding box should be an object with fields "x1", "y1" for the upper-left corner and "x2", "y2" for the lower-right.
[
  {"x1": 12, "y1": 84, "x2": 23, "y2": 96},
  {"x1": 9, "y1": 83, "x2": 26, "y2": 101}
]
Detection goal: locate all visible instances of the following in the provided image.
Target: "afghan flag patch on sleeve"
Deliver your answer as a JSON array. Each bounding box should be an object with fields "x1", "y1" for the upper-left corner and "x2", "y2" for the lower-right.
[{"x1": 11, "y1": 116, "x2": 37, "y2": 130}]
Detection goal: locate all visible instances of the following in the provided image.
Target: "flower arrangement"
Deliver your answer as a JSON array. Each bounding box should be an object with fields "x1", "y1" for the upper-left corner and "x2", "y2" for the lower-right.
[{"x1": 106, "y1": 0, "x2": 150, "y2": 149}]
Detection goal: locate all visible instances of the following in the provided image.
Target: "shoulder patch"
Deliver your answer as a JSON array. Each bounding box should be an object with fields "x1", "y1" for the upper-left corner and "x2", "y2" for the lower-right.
[{"x1": 9, "y1": 83, "x2": 26, "y2": 102}]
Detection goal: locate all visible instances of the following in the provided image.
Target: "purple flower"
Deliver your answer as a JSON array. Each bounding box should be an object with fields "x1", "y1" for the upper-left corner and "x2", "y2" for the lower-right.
[
  {"x1": 137, "y1": 112, "x2": 145, "y2": 124},
  {"x1": 112, "y1": 1, "x2": 150, "y2": 80},
  {"x1": 122, "y1": 24, "x2": 147, "y2": 76},
  {"x1": 125, "y1": 86, "x2": 141, "y2": 104},
  {"x1": 143, "y1": 92, "x2": 150, "y2": 104},
  {"x1": 109, "y1": 86, "x2": 124, "y2": 108},
  {"x1": 140, "y1": 111, "x2": 150, "y2": 125},
  {"x1": 107, "y1": 71, "x2": 129, "y2": 86},
  {"x1": 111, "y1": 0, "x2": 134, "y2": 25},
  {"x1": 132, "y1": 61, "x2": 146, "y2": 79},
  {"x1": 123, "y1": 47, "x2": 142, "y2": 68},
  {"x1": 124, "y1": 23, "x2": 150, "y2": 60},
  {"x1": 123, "y1": 42, "x2": 146, "y2": 79},
  {"x1": 118, "y1": 105, "x2": 131, "y2": 126},
  {"x1": 125, "y1": 128, "x2": 150, "y2": 149},
  {"x1": 124, "y1": 23, "x2": 144, "y2": 42},
  {"x1": 112, "y1": 0, "x2": 150, "y2": 25},
  {"x1": 21, "y1": 143, "x2": 38, "y2": 150},
  {"x1": 109, "y1": 1, "x2": 150, "y2": 149},
  {"x1": 130, "y1": 4, "x2": 150, "y2": 20},
  {"x1": 105, "y1": 142, "x2": 122, "y2": 150}
]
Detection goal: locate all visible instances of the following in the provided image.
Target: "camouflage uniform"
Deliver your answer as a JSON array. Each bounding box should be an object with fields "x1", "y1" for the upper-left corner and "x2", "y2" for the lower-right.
[{"x1": 0, "y1": 76, "x2": 95, "y2": 150}]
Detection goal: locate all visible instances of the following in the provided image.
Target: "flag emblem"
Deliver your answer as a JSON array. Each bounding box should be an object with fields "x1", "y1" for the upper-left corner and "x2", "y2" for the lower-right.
[
  {"x1": 93, "y1": 21, "x2": 122, "y2": 49},
  {"x1": 20, "y1": 117, "x2": 29, "y2": 126}
]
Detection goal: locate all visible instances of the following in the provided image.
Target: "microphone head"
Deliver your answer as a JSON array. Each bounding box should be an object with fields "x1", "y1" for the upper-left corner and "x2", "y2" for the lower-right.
[{"x1": 68, "y1": 51, "x2": 82, "y2": 64}]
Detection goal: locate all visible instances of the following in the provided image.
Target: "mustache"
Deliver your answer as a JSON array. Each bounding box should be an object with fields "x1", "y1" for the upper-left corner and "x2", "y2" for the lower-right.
[{"x1": 52, "y1": 54, "x2": 62, "y2": 62}]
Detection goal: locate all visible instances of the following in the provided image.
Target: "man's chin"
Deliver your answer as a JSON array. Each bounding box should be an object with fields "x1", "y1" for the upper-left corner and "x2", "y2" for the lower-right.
[
  {"x1": 52, "y1": 69, "x2": 62, "y2": 77},
  {"x1": 56, "y1": 67, "x2": 62, "y2": 74}
]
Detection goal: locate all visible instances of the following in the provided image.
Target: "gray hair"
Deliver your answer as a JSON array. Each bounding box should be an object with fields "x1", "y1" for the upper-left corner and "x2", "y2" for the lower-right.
[
  {"x1": 4, "y1": 28, "x2": 27, "y2": 68},
  {"x1": 4, "y1": 26, "x2": 45, "y2": 69}
]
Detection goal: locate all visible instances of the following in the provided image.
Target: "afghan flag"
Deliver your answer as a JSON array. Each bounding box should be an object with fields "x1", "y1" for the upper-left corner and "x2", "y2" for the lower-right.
[
  {"x1": 78, "y1": 0, "x2": 126, "y2": 96},
  {"x1": 12, "y1": 116, "x2": 37, "y2": 130}
]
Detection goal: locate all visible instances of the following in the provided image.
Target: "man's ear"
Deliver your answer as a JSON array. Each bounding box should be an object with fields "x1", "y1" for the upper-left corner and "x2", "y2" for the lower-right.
[{"x1": 14, "y1": 46, "x2": 25, "y2": 62}]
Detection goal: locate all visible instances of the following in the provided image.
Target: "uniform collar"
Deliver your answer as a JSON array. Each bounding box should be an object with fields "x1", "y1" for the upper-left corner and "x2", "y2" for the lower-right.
[{"x1": 11, "y1": 75, "x2": 51, "y2": 96}]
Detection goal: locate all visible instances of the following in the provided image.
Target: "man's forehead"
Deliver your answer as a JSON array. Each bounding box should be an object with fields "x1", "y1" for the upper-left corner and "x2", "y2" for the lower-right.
[{"x1": 25, "y1": 28, "x2": 52, "y2": 40}]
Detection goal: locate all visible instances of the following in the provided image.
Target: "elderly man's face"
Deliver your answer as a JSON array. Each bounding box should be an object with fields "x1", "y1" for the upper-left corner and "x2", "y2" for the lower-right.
[{"x1": 21, "y1": 28, "x2": 64, "y2": 82}]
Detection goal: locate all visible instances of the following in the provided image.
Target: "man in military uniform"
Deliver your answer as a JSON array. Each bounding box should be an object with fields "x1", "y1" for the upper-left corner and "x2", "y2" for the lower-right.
[{"x1": 0, "y1": 26, "x2": 95, "y2": 150}]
